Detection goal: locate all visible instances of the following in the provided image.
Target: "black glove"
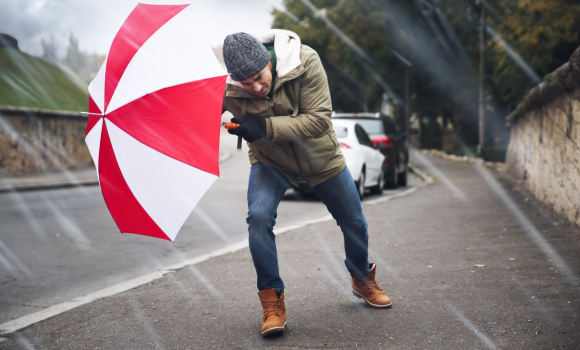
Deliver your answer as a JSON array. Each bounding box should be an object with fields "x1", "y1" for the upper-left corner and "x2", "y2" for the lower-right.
[{"x1": 228, "y1": 116, "x2": 266, "y2": 143}]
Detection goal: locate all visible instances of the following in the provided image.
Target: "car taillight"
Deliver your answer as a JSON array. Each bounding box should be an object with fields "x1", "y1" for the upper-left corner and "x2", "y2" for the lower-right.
[
  {"x1": 372, "y1": 137, "x2": 392, "y2": 148},
  {"x1": 339, "y1": 142, "x2": 351, "y2": 149}
]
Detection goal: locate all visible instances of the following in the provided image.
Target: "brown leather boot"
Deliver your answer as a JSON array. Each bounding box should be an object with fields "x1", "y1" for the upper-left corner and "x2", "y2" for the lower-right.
[
  {"x1": 351, "y1": 263, "x2": 392, "y2": 308},
  {"x1": 258, "y1": 288, "x2": 286, "y2": 336}
]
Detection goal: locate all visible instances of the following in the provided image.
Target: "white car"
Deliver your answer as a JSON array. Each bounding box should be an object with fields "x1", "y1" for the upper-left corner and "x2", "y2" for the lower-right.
[{"x1": 331, "y1": 119, "x2": 385, "y2": 199}]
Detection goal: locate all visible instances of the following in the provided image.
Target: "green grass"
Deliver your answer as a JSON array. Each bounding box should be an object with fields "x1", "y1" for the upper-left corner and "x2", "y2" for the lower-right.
[
  {"x1": 0, "y1": 48, "x2": 88, "y2": 111},
  {"x1": 543, "y1": 70, "x2": 556, "y2": 84}
]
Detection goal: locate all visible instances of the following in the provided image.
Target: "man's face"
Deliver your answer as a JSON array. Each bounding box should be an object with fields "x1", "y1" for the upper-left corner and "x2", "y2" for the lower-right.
[{"x1": 239, "y1": 61, "x2": 273, "y2": 97}]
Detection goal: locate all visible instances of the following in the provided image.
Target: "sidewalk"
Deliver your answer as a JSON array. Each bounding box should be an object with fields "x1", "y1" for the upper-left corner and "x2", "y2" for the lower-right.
[
  {"x1": 0, "y1": 151, "x2": 231, "y2": 193},
  {"x1": 1, "y1": 153, "x2": 579, "y2": 349}
]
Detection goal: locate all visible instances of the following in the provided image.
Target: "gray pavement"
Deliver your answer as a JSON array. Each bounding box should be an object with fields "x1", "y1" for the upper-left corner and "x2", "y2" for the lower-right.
[
  {"x1": 0, "y1": 131, "x2": 417, "y2": 325},
  {"x1": 1, "y1": 152, "x2": 579, "y2": 349}
]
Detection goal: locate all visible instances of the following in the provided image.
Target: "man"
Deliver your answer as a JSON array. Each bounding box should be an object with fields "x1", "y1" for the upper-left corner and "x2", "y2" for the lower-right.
[{"x1": 222, "y1": 30, "x2": 391, "y2": 337}]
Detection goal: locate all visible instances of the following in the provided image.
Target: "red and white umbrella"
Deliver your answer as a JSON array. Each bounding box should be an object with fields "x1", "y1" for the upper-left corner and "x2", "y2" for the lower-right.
[{"x1": 85, "y1": 3, "x2": 226, "y2": 241}]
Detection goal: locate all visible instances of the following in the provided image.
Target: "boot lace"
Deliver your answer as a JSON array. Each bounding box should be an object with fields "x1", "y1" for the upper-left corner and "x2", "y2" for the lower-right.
[
  {"x1": 354, "y1": 274, "x2": 383, "y2": 293},
  {"x1": 368, "y1": 277, "x2": 383, "y2": 292},
  {"x1": 262, "y1": 299, "x2": 281, "y2": 320}
]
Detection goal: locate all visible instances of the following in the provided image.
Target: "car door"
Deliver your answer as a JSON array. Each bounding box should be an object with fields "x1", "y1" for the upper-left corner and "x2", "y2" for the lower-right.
[{"x1": 355, "y1": 124, "x2": 381, "y2": 186}]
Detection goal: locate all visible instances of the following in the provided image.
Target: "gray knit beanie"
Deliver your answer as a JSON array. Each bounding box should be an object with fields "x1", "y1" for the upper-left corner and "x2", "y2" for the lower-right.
[{"x1": 223, "y1": 32, "x2": 271, "y2": 81}]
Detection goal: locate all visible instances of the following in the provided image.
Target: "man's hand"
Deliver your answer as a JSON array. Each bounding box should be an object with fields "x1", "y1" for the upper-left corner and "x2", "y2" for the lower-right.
[{"x1": 228, "y1": 116, "x2": 267, "y2": 143}]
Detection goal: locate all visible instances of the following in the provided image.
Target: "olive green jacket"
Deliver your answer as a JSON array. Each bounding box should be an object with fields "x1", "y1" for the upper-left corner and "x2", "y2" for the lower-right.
[{"x1": 222, "y1": 44, "x2": 345, "y2": 187}]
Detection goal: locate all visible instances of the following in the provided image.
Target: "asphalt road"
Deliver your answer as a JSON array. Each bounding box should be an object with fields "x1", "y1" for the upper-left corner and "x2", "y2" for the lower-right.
[
  {"x1": 0, "y1": 131, "x2": 418, "y2": 325},
  {"x1": 1, "y1": 152, "x2": 578, "y2": 349}
]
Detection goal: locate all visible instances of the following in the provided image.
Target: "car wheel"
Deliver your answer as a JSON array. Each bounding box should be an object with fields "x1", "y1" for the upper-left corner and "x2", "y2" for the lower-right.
[
  {"x1": 370, "y1": 169, "x2": 384, "y2": 195},
  {"x1": 355, "y1": 170, "x2": 365, "y2": 200},
  {"x1": 384, "y1": 163, "x2": 398, "y2": 189},
  {"x1": 294, "y1": 187, "x2": 307, "y2": 196},
  {"x1": 398, "y1": 163, "x2": 408, "y2": 187}
]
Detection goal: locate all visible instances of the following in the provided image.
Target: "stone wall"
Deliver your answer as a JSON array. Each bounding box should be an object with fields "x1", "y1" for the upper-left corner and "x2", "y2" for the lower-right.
[
  {"x1": 506, "y1": 47, "x2": 580, "y2": 227},
  {"x1": 0, "y1": 106, "x2": 92, "y2": 176}
]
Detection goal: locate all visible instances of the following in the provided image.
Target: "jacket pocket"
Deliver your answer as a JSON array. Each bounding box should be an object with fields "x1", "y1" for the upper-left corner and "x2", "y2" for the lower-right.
[
  {"x1": 250, "y1": 139, "x2": 274, "y2": 157},
  {"x1": 301, "y1": 133, "x2": 336, "y2": 175},
  {"x1": 252, "y1": 141, "x2": 301, "y2": 174}
]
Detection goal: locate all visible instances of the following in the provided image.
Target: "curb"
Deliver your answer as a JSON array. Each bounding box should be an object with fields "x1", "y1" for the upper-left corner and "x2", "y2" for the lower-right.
[
  {"x1": 0, "y1": 150, "x2": 233, "y2": 194},
  {"x1": 421, "y1": 149, "x2": 506, "y2": 173},
  {"x1": 408, "y1": 164, "x2": 434, "y2": 184},
  {"x1": 0, "y1": 179, "x2": 100, "y2": 193}
]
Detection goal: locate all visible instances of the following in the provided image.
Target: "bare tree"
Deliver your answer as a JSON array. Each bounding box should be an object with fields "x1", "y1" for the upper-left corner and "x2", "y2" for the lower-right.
[
  {"x1": 41, "y1": 35, "x2": 58, "y2": 63},
  {"x1": 64, "y1": 33, "x2": 85, "y2": 74}
]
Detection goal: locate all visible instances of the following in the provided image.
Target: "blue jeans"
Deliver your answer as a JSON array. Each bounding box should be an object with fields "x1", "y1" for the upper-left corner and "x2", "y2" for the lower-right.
[{"x1": 247, "y1": 163, "x2": 371, "y2": 291}]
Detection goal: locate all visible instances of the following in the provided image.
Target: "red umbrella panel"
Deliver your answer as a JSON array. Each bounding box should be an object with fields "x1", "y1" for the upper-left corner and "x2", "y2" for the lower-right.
[{"x1": 85, "y1": 3, "x2": 227, "y2": 241}]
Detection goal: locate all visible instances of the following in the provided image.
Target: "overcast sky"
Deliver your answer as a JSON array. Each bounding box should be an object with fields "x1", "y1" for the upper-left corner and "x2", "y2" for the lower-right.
[{"x1": 0, "y1": 0, "x2": 284, "y2": 57}]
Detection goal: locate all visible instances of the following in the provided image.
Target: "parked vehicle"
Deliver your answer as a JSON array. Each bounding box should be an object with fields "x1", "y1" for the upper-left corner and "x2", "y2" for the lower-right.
[
  {"x1": 294, "y1": 119, "x2": 385, "y2": 199},
  {"x1": 332, "y1": 112, "x2": 408, "y2": 188}
]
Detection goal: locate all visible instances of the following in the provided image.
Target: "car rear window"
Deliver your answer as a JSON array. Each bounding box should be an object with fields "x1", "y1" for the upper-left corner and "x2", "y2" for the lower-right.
[
  {"x1": 351, "y1": 119, "x2": 383, "y2": 134},
  {"x1": 333, "y1": 126, "x2": 348, "y2": 138}
]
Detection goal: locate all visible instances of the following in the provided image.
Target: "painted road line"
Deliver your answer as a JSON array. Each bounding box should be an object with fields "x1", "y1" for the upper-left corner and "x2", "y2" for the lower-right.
[
  {"x1": 164, "y1": 239, "x2": 249, "y2": 271},
  {"x1": 363, "y1": 166, "x2": 432, "y2": 206},
  {"x1": 218, "y1": 149, "x2": 231, "y2": 164},
  {"x1": 0, "y1": 270, "x2": 169, "y2": 335},
  {"x1": 0, "y1": 170, "x2": 431, "y2": 336}
]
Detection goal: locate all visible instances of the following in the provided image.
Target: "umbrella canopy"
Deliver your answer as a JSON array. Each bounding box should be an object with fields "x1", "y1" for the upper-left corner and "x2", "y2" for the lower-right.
[{"x1": 85, "y1": 3, "x2": 227, "y2": 241}]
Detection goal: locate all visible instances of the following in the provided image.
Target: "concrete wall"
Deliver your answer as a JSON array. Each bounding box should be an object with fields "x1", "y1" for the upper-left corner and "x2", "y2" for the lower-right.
[
  {"x1": 506, "y1": 92, "x2": 580, "y2": 227},
  {"x1": 0, "y1": 106, "x2": 92, "y2": 176}
]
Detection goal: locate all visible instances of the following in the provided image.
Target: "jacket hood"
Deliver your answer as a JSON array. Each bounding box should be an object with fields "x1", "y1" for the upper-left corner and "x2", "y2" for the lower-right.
[{"x1": 226, "y1": 29, "x2": 301, "y2": 87}]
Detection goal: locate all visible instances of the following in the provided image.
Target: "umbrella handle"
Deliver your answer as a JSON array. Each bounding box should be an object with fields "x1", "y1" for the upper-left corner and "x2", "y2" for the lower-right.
[{"x1": 223, "y1": 122, "x2": 243, "y2": 151}]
